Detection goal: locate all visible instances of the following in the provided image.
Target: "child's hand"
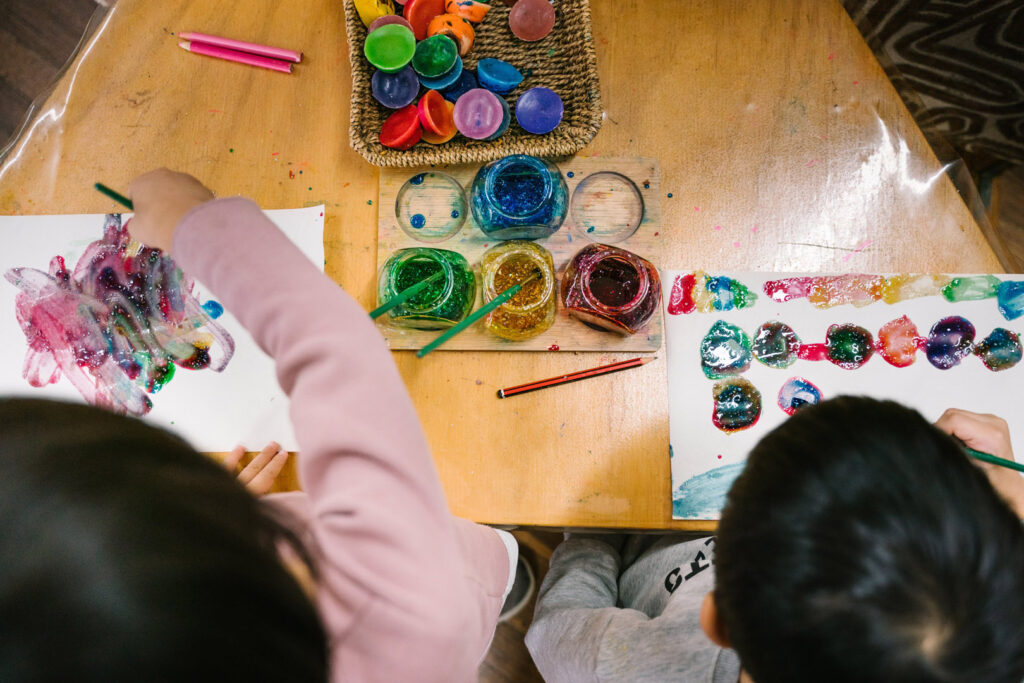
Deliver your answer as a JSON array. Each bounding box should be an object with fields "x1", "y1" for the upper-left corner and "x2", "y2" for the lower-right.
[
  {"x1": 127, "y1": 169, "x2": 215, "y2": 252},
  {"x1": 223, "y1": 442, "x2": 290, "y2": 496},
  {"x1": 935, "y1": 408, "x2": 1024, "y2": 518}
]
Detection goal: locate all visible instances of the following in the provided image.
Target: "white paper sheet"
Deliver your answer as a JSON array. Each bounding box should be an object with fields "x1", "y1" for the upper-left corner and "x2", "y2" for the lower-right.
[
  {"x1": 664, "y1": 272, "x2": 1024, "y2": 519},
  {"x1": 0, "y1": 207, "x2": 325, "y2": 452}
]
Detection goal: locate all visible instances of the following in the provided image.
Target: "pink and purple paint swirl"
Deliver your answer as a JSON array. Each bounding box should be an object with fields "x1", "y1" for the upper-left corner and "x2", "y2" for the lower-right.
[{"x1": 3, "y1": 214, "x2": 234, "y2": 415}]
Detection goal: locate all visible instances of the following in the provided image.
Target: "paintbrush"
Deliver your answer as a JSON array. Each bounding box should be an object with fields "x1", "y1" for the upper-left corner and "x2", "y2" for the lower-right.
[
  {"x1": 417, "y1": 270, "x2": 541, "y2": 358},
  {"x1": 963, "y1": 445, "x2": 1024, "y2": 474},
  {"x1": 370, "y1": 270, "x2": 445, "y2": 319}
]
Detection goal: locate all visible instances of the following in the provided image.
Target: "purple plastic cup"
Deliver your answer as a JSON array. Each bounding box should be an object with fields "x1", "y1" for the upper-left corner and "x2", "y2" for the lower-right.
[
  {"x1": 452, "y1": 88, "x2": 504, "y2": 139},
  {"x1": 515, "y1": 86, "x2": 563, "y2": 134},
  {"x1": 372, "y1": 65, "x2": 420, "y2": 109}
]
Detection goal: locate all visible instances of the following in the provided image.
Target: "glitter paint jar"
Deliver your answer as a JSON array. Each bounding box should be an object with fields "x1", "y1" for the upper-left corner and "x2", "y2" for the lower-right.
[
  {"x1": 561, "y1": 243, "x2": 661, "y2": 335},
  {"x1": 378, "y1": 248, "x2": 476, "y2": 329},
  {"x1": 470, "y1": 155, "x2": 568, "y2": 241},
  {"x1": 481, "y1": 241, "x2": 556, "y2": 340}
]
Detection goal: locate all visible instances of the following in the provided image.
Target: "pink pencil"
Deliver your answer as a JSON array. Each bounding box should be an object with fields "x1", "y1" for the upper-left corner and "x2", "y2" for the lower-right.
[
  {"x1": 177, "y1": 31, "x2": 302, "y2": 63},
  {"x1": 178, "y1": 40, "x2": 293, "y2": 74}
]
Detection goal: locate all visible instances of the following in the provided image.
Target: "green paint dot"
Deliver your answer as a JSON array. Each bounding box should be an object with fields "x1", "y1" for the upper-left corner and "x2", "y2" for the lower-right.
[
  {"x1": 367, "y1": 200, "x2": 373, "y2": 205},
  {"x1": 229, "y1": 148, "x2": 234, "y2": 153},
  {"x1": 308, "y1": 187, "x2": 312, "y2": 191}
]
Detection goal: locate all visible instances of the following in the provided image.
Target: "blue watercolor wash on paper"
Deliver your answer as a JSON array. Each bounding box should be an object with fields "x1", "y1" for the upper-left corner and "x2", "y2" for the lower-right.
[
  {"x1": 672, "y1": 462, "x2": 745, "y2": 519},
  {"x1": 997, "y1": 281, "x2": 1024, "y2": 321},
  {"x1": 201, "y1": 300, "x2": 224, "y2": 319}
]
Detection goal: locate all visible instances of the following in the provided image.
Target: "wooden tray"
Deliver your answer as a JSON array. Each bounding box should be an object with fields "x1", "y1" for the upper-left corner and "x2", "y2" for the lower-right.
[{"x1": 375, "y1": 156, "x2": 664, "y2": 351}]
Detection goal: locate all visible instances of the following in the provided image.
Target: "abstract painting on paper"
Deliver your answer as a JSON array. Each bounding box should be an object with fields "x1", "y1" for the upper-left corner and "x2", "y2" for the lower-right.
[
  {"x1": 0, "y1": 207, "x2": 325, "y2": 451},
  {"x1": 664, "y1": 271, "x2": 1024, "y2": 520}
]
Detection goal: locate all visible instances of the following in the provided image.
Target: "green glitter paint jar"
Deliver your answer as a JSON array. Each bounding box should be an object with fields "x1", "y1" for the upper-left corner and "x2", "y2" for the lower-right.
[{"x1": 378, "y1": 248, "x2": 476, "y2": 329}]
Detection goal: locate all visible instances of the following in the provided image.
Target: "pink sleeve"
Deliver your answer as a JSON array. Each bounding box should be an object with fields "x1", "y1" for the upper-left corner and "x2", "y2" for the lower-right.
[{"x1": 174, "y1": 198, "x2": 509, "y2": 682}]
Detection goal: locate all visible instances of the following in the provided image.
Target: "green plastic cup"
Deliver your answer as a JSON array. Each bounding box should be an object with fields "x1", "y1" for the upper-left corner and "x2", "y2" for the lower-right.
[{"x1": 364, "y1": 24, "x2": 416, "y2": 73}]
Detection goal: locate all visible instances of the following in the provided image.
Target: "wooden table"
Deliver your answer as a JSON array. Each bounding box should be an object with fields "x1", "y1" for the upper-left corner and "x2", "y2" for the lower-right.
[{"x1": 0, "y1": 0, "x2": 1004, "y2": 530}]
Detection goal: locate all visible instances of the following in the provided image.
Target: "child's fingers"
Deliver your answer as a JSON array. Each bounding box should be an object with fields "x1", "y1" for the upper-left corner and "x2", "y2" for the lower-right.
[
  {"x1": 223, "y1": 445, "x2": 246, "y2": 472},
  {"x1": 237, "y1": 441, "x2": 282, "y2": 485},
  {"x1": 245, "y1": 448, "x2": 290, "y2": 496},
  {"x1": 935, "y1": 408, "x2": 1013, "y2": 461}
]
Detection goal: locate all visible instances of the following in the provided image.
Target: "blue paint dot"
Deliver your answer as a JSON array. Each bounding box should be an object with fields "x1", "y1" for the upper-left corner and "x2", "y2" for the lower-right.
[
  {"x1": 567, "y1": 171, "x2": 575, "y2": 178},
  {"x1": 410, "y1": 173, "x2": 426, "y2": 185},
  {"x1": 411, "y1": 213, "x2": 426, "y2": 229},
  {"x1": 201, "y1": 300, "x2": 224, "y2": 319},
  {"x1": 643, "y1": 182, "x2": 650, "y2": 189},
  {"x1": 587, "y1": 226, "x2": 595, "y2": 233},
  {"x1": 667, "y1": 192, "x2": 673, "y2": 198},
  {"x1": 451, "y1": 210, "x2": 460, "y2": 218}
]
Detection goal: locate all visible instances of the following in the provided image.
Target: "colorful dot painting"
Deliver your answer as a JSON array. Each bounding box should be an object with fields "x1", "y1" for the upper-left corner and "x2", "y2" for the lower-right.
[
  {"x1": 668, "y1": 272, "x2": 758, "y2": 315},
  {"x1": 3, "y1": 214, "x2": 235, "y2": 416}
]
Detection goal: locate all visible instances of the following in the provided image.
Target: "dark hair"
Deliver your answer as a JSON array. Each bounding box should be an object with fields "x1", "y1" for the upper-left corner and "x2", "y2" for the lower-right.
[
  {"x1": 715, "y1": 396, "x2": 1024, "y2": 683},
  {"x1": 0, "y1": 398, "x2": 328, "y2": 682}
]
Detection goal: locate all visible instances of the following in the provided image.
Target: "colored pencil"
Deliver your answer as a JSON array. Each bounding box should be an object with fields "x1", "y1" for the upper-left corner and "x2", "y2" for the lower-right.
[
  {"x1": 177, "y1": 32, "x2": 303, "y2": 63},
  {"x1": 497, "y1": 356, "x2": 655, "y2": 398},
  {"x1": 417, "y1": 271, "x2": 540, "y2": 358},
  {"x1": 964, "y1": 446, "x2": 1024, "y2": 474},
  {"x1": 178, "y1": 40, "x2": 294, "y2": 74},
  {"x1": 370, "y1": 270, "x2": 445, "y2": 319},
  {"x1": 94, "y1": 183, "x2": 134, "y2": 210}
]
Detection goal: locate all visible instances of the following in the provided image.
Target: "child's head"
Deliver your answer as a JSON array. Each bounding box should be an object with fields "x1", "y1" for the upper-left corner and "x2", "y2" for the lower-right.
[
  {"x1": 711, "y1": 396, "x2": 1024, "y2": 683},
  {"x1": 0, "y1": 398, "x2": 327, "y2": 682}
]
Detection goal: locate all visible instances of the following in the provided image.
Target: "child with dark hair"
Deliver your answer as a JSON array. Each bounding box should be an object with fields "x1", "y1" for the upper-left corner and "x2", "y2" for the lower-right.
[
  {"x1": 0, "y1": 170, "x2": 517, "y2": 683},
  {"x1": 525, "y1": 397, "x2": 1024, "y2": 683}
]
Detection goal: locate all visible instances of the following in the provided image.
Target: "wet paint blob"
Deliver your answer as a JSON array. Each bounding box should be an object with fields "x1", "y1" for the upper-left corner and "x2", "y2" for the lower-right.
[
  {"x1": 997, "y1": 281, "x2": 1024, "y2": 321},
  {"x1": 777, "y1": 377, "x2": 822, "y2": 416},
  {"x1": 925, "y1": 316, "x2": 975, "y2": 370},
  {"x1": 942, "y1": 275, "x2": 1000, "y2": 303},
  {"x1": 667, "y1": 273, "x2": 697, "y2": 315},
  {"x1": 201, "y1": 300, "x2": 225, "y2": 319},
  {"x1": 974, "y1": 328, "x2": 1022, "y2": 371},
  {"x1": 4, "y1": 214, "x2": 235, "y2": 415},
  {"x1": 712, "y1": 378, "x2": 762, "y2": 433},
  {"x1": 752, "y1": 321, "x2": 800, "y2": 369},
  {"x1": 410, "y1": 213, "x2": 426, "y2": 229},
  {"x1": 700, "y1": 320, "x2": 752, "y2": 379},
  {"x1": 877, "y1": 315, "x2": 920, "y2": 368},
  {"x1": 825, "y1": 323, "x2": 874, "y2": 369}
]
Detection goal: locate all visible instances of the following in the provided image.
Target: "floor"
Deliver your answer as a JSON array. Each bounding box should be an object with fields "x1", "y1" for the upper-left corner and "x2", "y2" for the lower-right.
[{"x1": 0, "y1": 3, "x2": 1021, "y2": 682}]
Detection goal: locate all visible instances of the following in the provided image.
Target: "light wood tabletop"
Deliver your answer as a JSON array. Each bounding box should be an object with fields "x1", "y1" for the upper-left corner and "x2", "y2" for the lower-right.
[{"x1": 0, "y1": 0, "x2": 1003, "y2": 530}]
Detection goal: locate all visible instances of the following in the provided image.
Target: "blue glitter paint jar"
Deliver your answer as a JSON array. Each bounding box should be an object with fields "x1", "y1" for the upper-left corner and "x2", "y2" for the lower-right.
[{"x1": 470, "y1": 155, "x2": 568, "y2": 240}]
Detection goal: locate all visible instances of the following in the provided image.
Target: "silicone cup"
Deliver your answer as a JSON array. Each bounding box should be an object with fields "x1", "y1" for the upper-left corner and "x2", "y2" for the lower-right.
[
  {"x1": 368, "y1": 14, "x2": 415, "y2": 33},
  {"x1": 515, "y1": 86, "x2": 563, "y2": 134},
  {"x1": 412, "y1": 34, "x2": 458, "y2": 78},
  {"x1": 372, "y1": 64, "x2": 421, "y2": 109},
  {"x1": 421, "y1": 100, "x2": 457, "y2": 143},
  {"x1": 445, "y1": 0, "x2": 491, "y2": 22},
  {"x1": 405, "y1": 0, "x2": 447, "y2": 40},
  {"x1": 417, "y1": 89, "x2": 450, "y2": 135},
  {"x1": 476, "y1": 58, "x2": 524, "y2": 95},
  {"x1": 364, "y1": 24, "x2": 416, "y2": 72},
  {"x1": 418, "y1": 54, "x2": 463, "y2": 90},
  {"x1": 484, "y1": 95, "x2": 511, "y2": 140},
  {"x1": 452, "y1": 88, "x2": 504, "y2": 139},
  {"x1": 508, "y1": 0, "x2": 555, "y2": 41},
  {"x1": 427, "y1": 14, "x2": 475, "y2": 56},
  {"x1": 380, "y1": 104, "x2": 423, "y2": 149},
  {"x1": 440, "y1": 68, "x2": 478, "y2": 102}
]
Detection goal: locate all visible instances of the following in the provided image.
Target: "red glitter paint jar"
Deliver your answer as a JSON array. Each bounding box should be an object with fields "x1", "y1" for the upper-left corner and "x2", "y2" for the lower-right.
[{"x1": 561, "y1": 244, "x2": 661, "y2": 335}]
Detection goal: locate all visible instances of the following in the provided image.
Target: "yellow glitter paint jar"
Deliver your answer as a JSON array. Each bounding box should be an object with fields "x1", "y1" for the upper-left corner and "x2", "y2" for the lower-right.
[{"x1": 480, "y1": 241, "x2": 556, "y2": 340}]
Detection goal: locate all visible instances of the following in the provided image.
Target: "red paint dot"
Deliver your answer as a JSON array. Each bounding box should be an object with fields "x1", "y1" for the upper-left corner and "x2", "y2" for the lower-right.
[
  {"x1": 548, "y1": 344, "x2": 560, "y2": 351},
  {"x1": 717, "y1": 454, "x2": 723, "y2": 459}
]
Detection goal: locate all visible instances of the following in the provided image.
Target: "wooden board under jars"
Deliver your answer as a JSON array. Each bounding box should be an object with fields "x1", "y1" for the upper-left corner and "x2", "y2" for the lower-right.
[{"x1": 375, "y1": 156, "x2": 664, "y2": 351}]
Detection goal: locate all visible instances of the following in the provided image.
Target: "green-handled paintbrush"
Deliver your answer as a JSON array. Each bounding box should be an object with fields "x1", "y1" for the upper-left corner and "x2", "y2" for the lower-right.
[
  {"x1": 416, "y1": 270, "x2": 541, "y2": 358},
  {"x1": 370, "y1": 270, "x2": 445, "y2": 319}
]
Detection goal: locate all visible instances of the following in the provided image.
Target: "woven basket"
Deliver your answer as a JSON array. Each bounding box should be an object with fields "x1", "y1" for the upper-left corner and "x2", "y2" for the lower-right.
[{"x1": 345, "y1": 0, "x2": 602, "y2": 167}]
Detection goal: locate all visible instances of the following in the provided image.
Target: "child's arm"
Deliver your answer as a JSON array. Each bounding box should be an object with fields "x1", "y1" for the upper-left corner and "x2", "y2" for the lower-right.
[
  {"x1": 128, "y1": 170, "x2": 495, "y2": 681},
  {"x1": 936, "y1": 408, "x2": 1024, "y2": 518}
]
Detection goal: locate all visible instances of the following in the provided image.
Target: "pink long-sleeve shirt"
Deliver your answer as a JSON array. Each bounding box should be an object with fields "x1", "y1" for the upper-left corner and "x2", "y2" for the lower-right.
[{"x1": 174, "y1": 198, "x2": 511, "y2": 682}]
